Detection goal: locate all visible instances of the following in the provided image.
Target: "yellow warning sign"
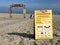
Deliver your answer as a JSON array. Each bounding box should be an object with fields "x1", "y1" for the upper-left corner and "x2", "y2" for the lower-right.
[{"x1": 34, "y1": 10, "x2": 53, "y2": 40}]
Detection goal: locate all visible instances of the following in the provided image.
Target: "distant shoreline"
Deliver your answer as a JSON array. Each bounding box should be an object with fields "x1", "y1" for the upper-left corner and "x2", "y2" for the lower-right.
[{"x1": 0, "y1": 13, "x2": 60, "y2": 15}]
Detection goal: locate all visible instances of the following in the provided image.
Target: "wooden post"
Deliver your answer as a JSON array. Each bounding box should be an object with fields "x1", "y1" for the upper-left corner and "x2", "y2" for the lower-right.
[{"x1": 9, "y1": 6, "x2": 12, "y2": 18}]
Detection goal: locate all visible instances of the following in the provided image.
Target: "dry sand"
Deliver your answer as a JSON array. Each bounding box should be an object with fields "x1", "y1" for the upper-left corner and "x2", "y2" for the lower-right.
[{"x1": 0, "y1": 13, "x2": 60, "y2": 45}]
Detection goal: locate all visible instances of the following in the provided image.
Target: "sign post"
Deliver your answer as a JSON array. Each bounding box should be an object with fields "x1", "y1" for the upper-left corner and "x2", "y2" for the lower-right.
[{"x1": 34, "y1": 10, "x2": 53, "y2": 40}]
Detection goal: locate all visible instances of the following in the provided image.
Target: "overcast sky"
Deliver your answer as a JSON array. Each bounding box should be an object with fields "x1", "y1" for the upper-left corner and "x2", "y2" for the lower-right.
[
  {"x1": 0, "y1": 0, "x2": 60, "y2": 14},
  {"x1": 0, "y1": 0, "x2": 60, "y2": 9}
]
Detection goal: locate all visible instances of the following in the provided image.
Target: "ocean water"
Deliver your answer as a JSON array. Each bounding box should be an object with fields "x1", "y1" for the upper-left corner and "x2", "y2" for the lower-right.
[
  {"x1": 0, "y1": 7, "x2": 60, "y2": 14},
  {"x1": 0, "y1": 7, "x2": 34, "y2": 14}
]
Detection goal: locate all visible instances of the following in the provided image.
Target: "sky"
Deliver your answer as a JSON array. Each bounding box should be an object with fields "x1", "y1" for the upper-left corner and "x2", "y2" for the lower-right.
[{"x1": 0, "y1": 0, "x2": 60, "y2": 14}]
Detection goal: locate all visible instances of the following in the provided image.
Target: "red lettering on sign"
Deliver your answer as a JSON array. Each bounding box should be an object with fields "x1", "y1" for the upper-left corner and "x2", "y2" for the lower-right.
[
  {"x1": 12, "y1": 4, "x2": 23, "y2": 7},
  {"x1": 41, "y1": 32, "x2": 43, "y2": 34},
  {"x1": 37, "y1": 26, "x2": 43, "y2": 28}
]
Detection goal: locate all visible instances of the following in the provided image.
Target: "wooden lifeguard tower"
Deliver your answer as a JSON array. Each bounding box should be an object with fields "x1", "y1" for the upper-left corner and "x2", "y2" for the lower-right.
[{"x1": 9, "y1": 4, "x2": 26, "y2": 18}]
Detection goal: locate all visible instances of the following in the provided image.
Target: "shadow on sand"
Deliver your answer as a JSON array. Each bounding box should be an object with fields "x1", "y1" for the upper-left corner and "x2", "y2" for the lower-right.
[{"x1": 7, "y1": 32, "x2": 34, "y2": 39}]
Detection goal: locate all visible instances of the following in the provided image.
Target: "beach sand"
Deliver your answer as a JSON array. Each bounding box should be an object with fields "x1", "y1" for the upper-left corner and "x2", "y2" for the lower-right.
[{"x1": 0, "y1": 13, "x2": 60, "y2": 45}]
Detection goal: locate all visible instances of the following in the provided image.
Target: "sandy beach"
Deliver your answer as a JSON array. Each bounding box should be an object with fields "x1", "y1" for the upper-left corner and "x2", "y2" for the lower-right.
[{"x1": 0, "y1": 13, "x2": 60, "y2": 45}]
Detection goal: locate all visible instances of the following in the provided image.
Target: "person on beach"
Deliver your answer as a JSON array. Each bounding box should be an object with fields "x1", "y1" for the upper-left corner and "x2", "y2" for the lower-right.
[
  {"x1": 30, "y1": 14, "x2": 34, "y2": 19},
  {"x1": 30, "y1": 14, "x2": 32, "y2": 18}
]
